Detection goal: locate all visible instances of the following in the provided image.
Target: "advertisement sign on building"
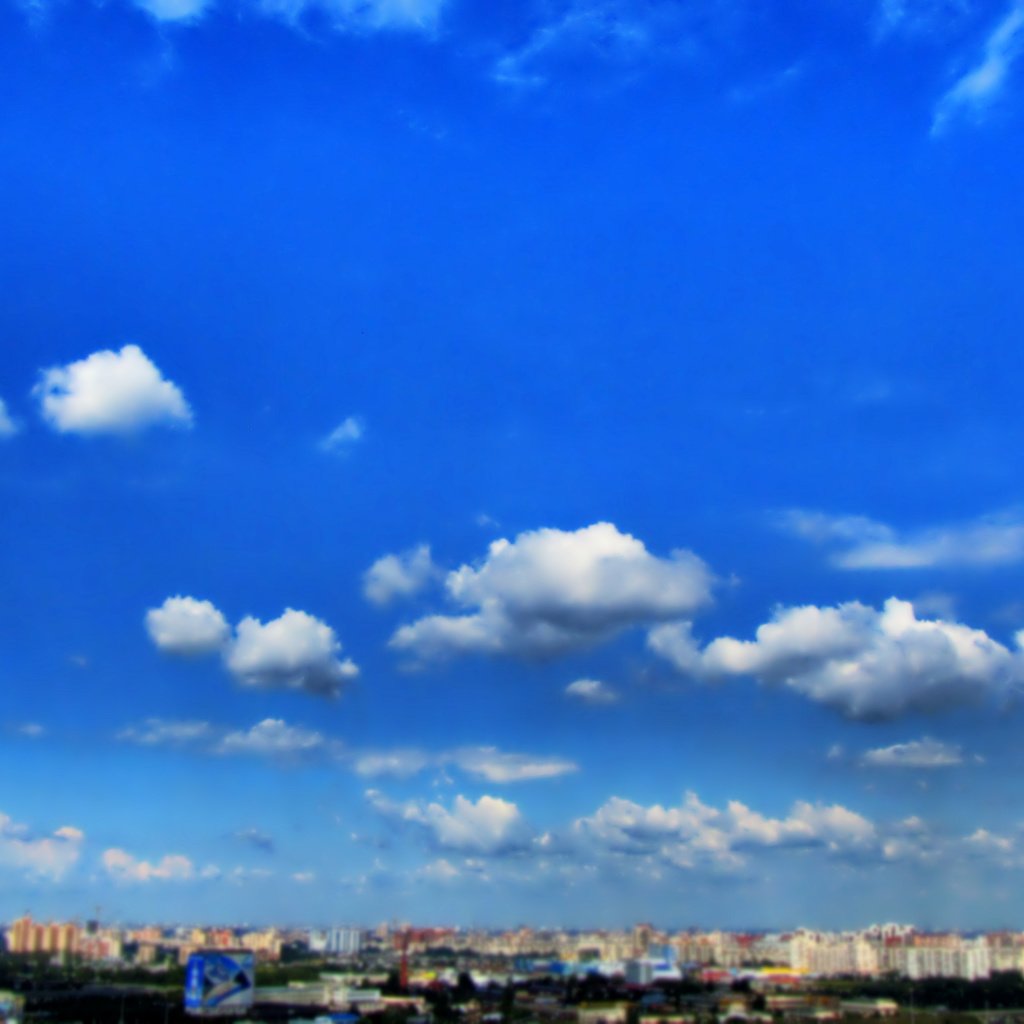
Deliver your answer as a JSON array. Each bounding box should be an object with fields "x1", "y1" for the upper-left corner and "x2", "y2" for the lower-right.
[{"x1": 184, "y1": 949, "x2": 255, "y2": 1016}]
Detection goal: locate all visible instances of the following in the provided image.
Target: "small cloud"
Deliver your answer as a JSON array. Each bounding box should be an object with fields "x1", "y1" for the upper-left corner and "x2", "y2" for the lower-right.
[
  {"x1": 226, "y1": 609, "x2": 359, "y2": 697},
  {"x1": 118, "y1": 717, "x2": 213, "y2": 747},
  {"x1": 319, "y1": 416, "x2": 365, "y2": 454},
  {"x1": 0, "y1": 398, "x2": 19, "y2": 438},
  {"x1": 216, "y1": 718, "x2": 325, "y2": 757},
  {"x1": 780, "y1": 507, "x2": 1024, "y2": 570},
  {"x1": 861, "y1": 737, "x2": 966, "y2": 768},
  {"x1": 146, "y1": 596, "x2": 230, "y2": 656},
  {"x1": 102, "y1": 848, "x2": 194, "y2": 883},
  {"x1": 233, "y1": 828, "x2": 275, "y2": 853},
  {"x1": 291, "y1": 870, "x2": 316, "y2": 883},
  {"x1": 826, "y1": 743, "x2": 845, "y2": 762},
  {"x1": 363, "y1": 544, "x2": 439, "y2": 605},
  {"x1": 565, "y1": 678, "x2": 619, "y2": 704},
  {"x1": 449, "y1": 747, "x2": 577, "y2": 783},
  {"x1": 34, "y1": 344, "x2": 192, "y2": 435},
  {"x1": 391, "y1": 522, "x2": 713, "y2": 662},
  {"x1": 415, "y1": 858, "x2": 461, "y2": 882},
  {"x1": 0, "y1": 813, "x2": 84, "y2": 881},
  {"x1": 16, "y1": 723, "x2": 46, "y2": 739},
  {"x1": 354, "y1": 749, "x2": 432, "y2": 778},
  {"x1": 932, "y1": 2, "x2": 1024, "y2": 135},
  {"x1": 649, "y1": 597, "x2": 1023, "y2": 721},
  {"x1": 68, "y1": 654, "x2": 90, "y2": 669},
  {"x1": 132, "y1": 0, "x2": 210, "y2": 21},
  {"x1": 367, "y1": 790, "x2": 533, "y2": 855}
]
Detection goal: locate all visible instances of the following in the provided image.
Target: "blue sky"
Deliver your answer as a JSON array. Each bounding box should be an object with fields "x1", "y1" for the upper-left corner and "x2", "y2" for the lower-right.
[{"x1": 3, "y1": 0, "x2": 1024, "y2": 930}]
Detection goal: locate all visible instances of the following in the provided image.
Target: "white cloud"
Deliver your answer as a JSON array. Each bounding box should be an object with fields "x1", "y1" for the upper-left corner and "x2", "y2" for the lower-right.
[
  {"x1": 216, "y1": 718, "x2": 324, "y2": 756},
  {"x1": 493, "y1": 0, "x2": 692, "y2": 88},
  {"x1": 320, "y1": 415, "x2": 365, "y2": 454},
  {"x1": 351, "y1": 744, "x2": 576, "y2": 784},
  {"x1": 146, "y1": 596, "x2": 230, "y2": 656},
  {"x1": 354, "y1": 749, "x2": 433, "y2": 778},
  {"x1": 363, "y1": 544, "x2": 439, "y2": 605},
  {"x1": 16, "y1": 723, "x2": 46, "y2": 739},
  {"x1": 367, "y1": 790, "x2": 532, "y2": 854},
  {"x1": 102, "y1": 848, "x2": 194, "y2": 883},
  {"x1": 118, "y1": 717, "x2": 213, "y2": 746},
  {"x1": 781, "y1": 507, "x2": 1024, "y2": 570},
  {"x1": 449, "y1": 746, "x2": 578, "y2": 783},
  {"x1": 291, "y1": 870, "x2": 316, "y2": 883},
  {"x1": 415, "y1": 858, "x2": 461, "y2": 881},
  {"x1": 565, "y1": 678, "x2": 619, "y2": 704},
  {"x1": 35, "y1": 345, "x2": 192, "y2": 435},
  {"x1": 391, "y1": 522, "x2": 713, "y2": 660},
  {"x1": 259, "y1": 0, "x2": 445, "y2": 32},
  {"x1": 226, "y1": 608, "x2": 359, "y2": 696},
  {"x1": 861, "y1": 737, "x2": 965, "y2": 768},
  {"x1": 574, "y1": 791, "x2": 878, "y2": 871},
  {"x1": 132, "y1": 0, "x2": 210, "y2": 20},
  {"x1": 649, "y1": 597, "x2": 1023, "y2": 720},
  {"x1": 0, "y1": 398, "x2": 19, "y2": 438},
  {"x1": 0, "y1": 813, "x2": 84, "y2": 881},
  {"x1": 933, "y1": 2, "x2": 1024, "y2": 134}
]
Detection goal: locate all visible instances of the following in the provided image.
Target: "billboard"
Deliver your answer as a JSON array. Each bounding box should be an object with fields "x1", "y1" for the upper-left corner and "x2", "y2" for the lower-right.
[{"x1": 185, "y1": 950, "x2": 255, "y2": 1016}]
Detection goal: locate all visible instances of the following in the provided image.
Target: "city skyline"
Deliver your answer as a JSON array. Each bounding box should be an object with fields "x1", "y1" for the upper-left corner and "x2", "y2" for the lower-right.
[{"x1": 3, "y1": 0, "x2": 1024, "y2": 929}]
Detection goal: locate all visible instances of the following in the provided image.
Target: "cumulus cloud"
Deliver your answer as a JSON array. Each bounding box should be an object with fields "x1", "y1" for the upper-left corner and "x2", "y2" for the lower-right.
[
  {"x1": 102, "y1": 848, "x2": 195, "y2": 883},
  {"x1": 861, "y1": 737, "x2": 966, "y2": 768},
  {"x1": 565, "y1": 678, "x2": 619, "y2": 704},
  {"x1": 780, "y1": 507, "x2": 1024, "y2": 569},
  {"x1": 35, "y1": 345, "x2": 192, "y2": 434},
  {"x1": 933, "y1": 2, "x2": 1024, "y2": 134},
  {"x1": 367, "y1": 790, "x2": 532, "y2": 854},
  {"x1": 449, "y1": 747, "x2": 578, "y2": 783},
  {"x1": 216, "y1": 718, "x2": 325, "y2": 756},
  {"x1": 118, "y1": 717, "x2": 213, "y2": 746},
  {"x1": 145, "y1": 596, "x2": 230, "y2": 656},
  {"x1": 364, "y1": 544, "x2": 439, "y2": 605},
  {"x1": 649, "y1": 597, "x2": 1023, "y2": 720},
  {"x1": 320, "y1": 415, "x2": 365, "y2": 454},
  {"x1": 0, "y1": 813, "x2": 84, "y2": 881},
  {"x1": 574, "y1": 791, "x2": 878, "y2": 871},
  {"x1": 226, "y1": 609, "x2": 358, "y2": 696},
  {"x1": 146, "y1": 598, "x2": 358, "y2": 698},
  {"x1": 391, "y1": 522, "x2": 713, "y2": 661},
  {"x1": 0, "y1": 398, "x2": 19, "y2": 438}
]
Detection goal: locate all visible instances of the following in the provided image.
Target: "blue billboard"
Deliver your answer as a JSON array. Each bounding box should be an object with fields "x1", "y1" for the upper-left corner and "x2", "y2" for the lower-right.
[{"x1": 185, "y1": 950, "x2": 255, "y2": 1016}]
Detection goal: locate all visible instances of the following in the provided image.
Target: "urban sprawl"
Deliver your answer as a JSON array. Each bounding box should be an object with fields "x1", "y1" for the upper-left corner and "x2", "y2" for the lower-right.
[{"x1": 5, "y1": 917, "x2": 1024, "y2": 1024}]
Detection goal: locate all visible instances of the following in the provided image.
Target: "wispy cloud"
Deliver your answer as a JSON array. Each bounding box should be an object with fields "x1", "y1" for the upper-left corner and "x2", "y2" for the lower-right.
[
  {"x1": 779, "y1": 507, "x2": 1024, "y2": 569},
  {"x1": 0, "y1": 398, "x2": 19, "y2": 438},
  {"x1": 319, "y1": 415, "x2": 365, "y2": 454},
  {"x1": 861, "y1": 737, "x2": 968, "y2": 768},
  {"x1": 565, "y1": 678, "x2": 619, "y2": 704},
  {"x1": 932, "y1": 2, "x2": 1024, "y2": 134}
]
